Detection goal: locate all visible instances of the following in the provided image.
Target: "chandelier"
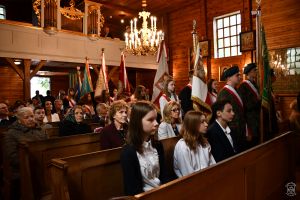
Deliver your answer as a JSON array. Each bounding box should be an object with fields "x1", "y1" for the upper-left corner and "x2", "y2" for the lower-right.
[
  {"x1": 124, "y1": 0, "x2": 164, "y2": 56},
  {"x1": 270, "y1": 50, "x2": 288, "y2": 77},
  {"x1": 60, "y1": 0, "x2": 84, "y2": 20}
]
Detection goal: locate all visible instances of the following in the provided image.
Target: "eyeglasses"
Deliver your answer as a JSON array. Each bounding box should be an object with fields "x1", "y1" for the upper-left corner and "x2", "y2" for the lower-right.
[{"x1": 171, "y1": 108, "x2": 180, "y2": 112}]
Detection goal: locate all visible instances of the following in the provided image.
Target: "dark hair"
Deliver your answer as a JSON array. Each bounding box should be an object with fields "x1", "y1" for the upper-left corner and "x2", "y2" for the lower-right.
[
  {"x1": 209, "y1": 100, "x2": 232, "y2": 124},
  {"x1": 208, "y1": 79, "x2": 217, "y2": 93},
  {"x1": 34, "y1": 106, "x2": 45, "y2": 112},
  {"x1": 134, "y1": 85, "x2": 146, "y2": 101},
  {"x1": 297, "y1": 92, "x2": 300, "y2": 112},
  {"x1": 180, "y1": 111, "x2": 208, "y2": 151},
  {"x1": 128, "y1": 101, "x2": 157, "y2": 153},
  {"x1": 188, "y1": 70, "x2": 194, "y2": 78}
]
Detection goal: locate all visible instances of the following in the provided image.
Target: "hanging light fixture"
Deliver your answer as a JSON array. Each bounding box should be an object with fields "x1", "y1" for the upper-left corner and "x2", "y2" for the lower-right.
[{"x1": 124, "y1": 0, "x2": 164, "y2": 56}]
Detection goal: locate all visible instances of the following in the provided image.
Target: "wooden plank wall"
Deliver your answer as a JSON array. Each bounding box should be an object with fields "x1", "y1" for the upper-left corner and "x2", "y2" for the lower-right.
[
  {"x1": 168, "y1": 0, "x2": 300, "y2": 118},
  {"x1": 0, "y1": 66, "x2": 24, "y2": 103}
]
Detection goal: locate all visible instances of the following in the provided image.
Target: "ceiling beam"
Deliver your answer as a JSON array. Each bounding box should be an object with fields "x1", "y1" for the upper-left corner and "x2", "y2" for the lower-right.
[
  {"x1": 5, "y1": 57, "x2": 24, "y2": 80},
  {"x1": 30, "y1": 60, "x2": 46, "y2": 79}
]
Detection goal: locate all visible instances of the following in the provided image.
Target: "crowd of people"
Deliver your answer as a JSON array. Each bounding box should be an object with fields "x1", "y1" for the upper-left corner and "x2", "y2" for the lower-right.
[{"x1": 1, "y1": 63, "x2": 299, "y2": 199}]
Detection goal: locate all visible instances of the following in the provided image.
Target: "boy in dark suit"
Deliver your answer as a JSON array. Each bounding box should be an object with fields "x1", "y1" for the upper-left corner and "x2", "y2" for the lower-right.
[{"x1": 206, "y1": 100, "x2": 240, "y2": 162}]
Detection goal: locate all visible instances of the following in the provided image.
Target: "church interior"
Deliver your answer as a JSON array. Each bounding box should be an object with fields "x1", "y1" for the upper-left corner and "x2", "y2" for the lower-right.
[{"x1": 0, "y1": 0, "x2": 299, "y2": 199}]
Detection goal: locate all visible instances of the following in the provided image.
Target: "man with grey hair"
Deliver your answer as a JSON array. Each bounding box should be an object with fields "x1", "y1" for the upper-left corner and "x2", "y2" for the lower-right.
[{"x1": 3, "y1": 106, "x2": 47, "y2": 200}]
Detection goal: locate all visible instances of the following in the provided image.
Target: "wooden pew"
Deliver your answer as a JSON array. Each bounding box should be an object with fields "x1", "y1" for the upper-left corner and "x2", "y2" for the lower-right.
[
  {"x1": 49, "y1": 137, "x2": 180, "y2": 200},
  {"x1": 50, "y1": 147, "x2": 123, "y2": 200},
  {"x1": 45, "y1": 127, "x2": 60, "y2": 138},
  {"x1": 18, "y1": 133, "x2": 101, "y2": 200},
  {"x1": 119, "y1": 131, "x2": 295, "y2": 200}
]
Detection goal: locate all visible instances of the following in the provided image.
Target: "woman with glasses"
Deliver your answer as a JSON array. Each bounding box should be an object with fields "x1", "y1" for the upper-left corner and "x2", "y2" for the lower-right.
[
  {"x1": 158, "y1": 101, "x2": 182, "y2": 140},
  {"x1": 173, "y1": 111, "x2": 215, "y2": 177}
]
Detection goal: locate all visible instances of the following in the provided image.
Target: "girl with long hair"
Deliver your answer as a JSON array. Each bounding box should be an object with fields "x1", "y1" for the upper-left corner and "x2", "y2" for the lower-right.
[
  {"x1": 120, "y1": 101, "x2": 167, "y2": 195},
  {"x1": 173, "y1": 111, "x2": 215, "y2": 177}
]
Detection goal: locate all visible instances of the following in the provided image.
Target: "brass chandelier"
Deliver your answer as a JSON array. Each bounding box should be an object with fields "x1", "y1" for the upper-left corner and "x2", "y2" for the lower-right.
[{"x1": 124, "y1": 0, "x2": 164, "y2": 56}]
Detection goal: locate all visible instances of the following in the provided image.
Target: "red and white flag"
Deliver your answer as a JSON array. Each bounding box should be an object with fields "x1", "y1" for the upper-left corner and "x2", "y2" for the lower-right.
[
  {"x1": 94, "y1": 51, "x2": 109, "y2": 98},
  {"x1": 151, "y1": 40, "x2": 169, "y2": 105},
  {"x1": 118, "y1": 52, "x2": 131, "y2": 95}
]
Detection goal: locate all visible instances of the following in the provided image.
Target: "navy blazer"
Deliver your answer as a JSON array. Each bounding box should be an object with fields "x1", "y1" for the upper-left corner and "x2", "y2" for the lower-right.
[
  {"x1": 120, "y1": 142, "x2": 168, "y2": 195},
  {"x1": 206, "y1": 121, "x2": 239, "y2": 162}
]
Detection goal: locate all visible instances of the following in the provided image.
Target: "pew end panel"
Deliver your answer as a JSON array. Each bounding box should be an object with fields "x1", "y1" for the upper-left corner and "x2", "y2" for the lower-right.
[
  {"x1": 18, "y1": 133, "x2": 102, "y2": 200},
  {"x1": 50, "y1": 147, "x2": 124, "y2": 200}
]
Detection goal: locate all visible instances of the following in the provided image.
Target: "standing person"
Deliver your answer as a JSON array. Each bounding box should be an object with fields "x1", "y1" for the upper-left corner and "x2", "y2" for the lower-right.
[
  {"x1": 64, "y1": 88, "x2": 77, "y2": 109},
  {"x1": 238, "y1": 63, "x2": 261, "y2": 146},
  {"x1": 217, "y1": 65, "x2": 247, "y2": 151},
  {"x1": 59, "y1": 105, "x2": 91, "y2": 136},
  {"x1": 104, "y1": 26, "x2": 113, "y2": 38},
  {"x1": 207, "y1": 79, "x2": 218, "y2": 105},
  {"x1": 44, "y1": 90, "x2": 56, "y2": 106},
  {"x1": 43, "y1": 100, "x2": 60, "y2": 123},
  {"x1": 179, "y1": 70, "x2": 194, "y2": 117},
  {"x1": 120, "y1": 101, "x2": 168, "y2": 195},
  {"x1": 99, "y1": 100, "x2": 128, "y2": 150},
  {"x1": 130, "y1": 85, "x2": 146, "y2": 102},
  {"x1": 3, "y1": 107, "x2": 47, "y2": 200},
  {"x1": 206, "y1": 100, "x2": 240, "y2": 162},
  {"x1": 159, "y1": 77, "x2": 180, "y2": 118},
  {"x1": 173, "y1": 111, "x2": 215, "y2": 177},
  {"x1": 33, "y1": 90, "x2": 44, "y2": 106},
  {"x1": 158, "y1": 101, "x2": 182, "y2": 140}
]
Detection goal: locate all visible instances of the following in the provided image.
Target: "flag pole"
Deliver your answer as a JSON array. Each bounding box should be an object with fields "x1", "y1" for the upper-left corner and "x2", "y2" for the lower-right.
[{"x1": 253, "y1": 0, "x2": 264, "y2": 143}]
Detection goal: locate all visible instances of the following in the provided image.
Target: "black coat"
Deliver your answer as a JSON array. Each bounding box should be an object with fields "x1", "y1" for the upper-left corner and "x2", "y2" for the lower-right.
[
  {"x1": 179, "y1": 85, "x2": 193, "y2": 116},
  {"x1": 120, "y1": 142, "x2": 168, "y2": 195},
  {"x1": 59, "y1": 120, "x2": 91, "y2": 137},
  {"x1": 206, "y1": 121, "x2": 240, "y2": 162}
]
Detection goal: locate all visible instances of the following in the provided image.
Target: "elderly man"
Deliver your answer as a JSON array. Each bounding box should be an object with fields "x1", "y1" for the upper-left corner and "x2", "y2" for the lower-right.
[
  {"x1": 0, "y1": 102, "x2": 16, "y2": 127},
  {"x1": 93, "y1": 103, "x2": 109, "y2": 127},
  {"x1": 3, "y1": 107, "x2": 47, "y2": 200},
  {"x1": 53, "y1": 99, "x2": 65, "y2": 120}
]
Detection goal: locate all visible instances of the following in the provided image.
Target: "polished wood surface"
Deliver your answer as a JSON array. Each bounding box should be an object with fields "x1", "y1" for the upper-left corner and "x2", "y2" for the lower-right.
[
  {"x1": 18, "y1": 133, "x2": 101, "y2": 200},
  {"x1": 119, "y1": 131, "x2": 294, "y2": 200}
]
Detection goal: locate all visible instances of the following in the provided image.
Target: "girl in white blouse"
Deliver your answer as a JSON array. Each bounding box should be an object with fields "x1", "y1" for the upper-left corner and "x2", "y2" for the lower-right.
[
  {"x1": 158, "y1": 101, "x2": 182, "y2": 140},
  {"x1": 120, "y1": 101, "x2": 168, "y2": 195},
  {"x1": 43, "y1": 100, "x2": 60, "y2": 123},
  {"x1": 173, "y1": 111, "x2": 215, "y2": 177}
]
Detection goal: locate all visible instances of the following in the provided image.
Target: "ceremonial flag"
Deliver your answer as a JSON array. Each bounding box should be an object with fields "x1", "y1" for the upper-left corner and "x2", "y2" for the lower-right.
[
  {"x1": 151, "y1": 40, "x2": 169, "y2": 105},
  {"x1": 80, "y1": 59, "x2": 94, "y2": 97},
  {"x1": 191, "y1": 42, "x2": 211, "y2": 114},
  {"x1": 261, "y1": 27, "x2": 272, "y2": 110},
  {"x1": 118, "y1": 52, "x2": 131, "y2": 95},
  {"x1": 94, "y1": 51, "x2": 109, "y2": 98}
]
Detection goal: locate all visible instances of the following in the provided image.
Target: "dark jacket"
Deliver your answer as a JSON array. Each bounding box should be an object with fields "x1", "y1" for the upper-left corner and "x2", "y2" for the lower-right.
[
  {"x1": 99, "y1": 123, "x2": 127, "y2": 150},
  {"x1": 3, "y1": 121, "x2": 47, "y2": 180},
  {"x1": 0, "y1": 116, "x2": 17, "y2": 128},
  {"x1": 179, "y1": 85, "x2": 193, "y2": 116},
  {"x1": 217, "y1": 87, "x2": 247, "y2": 150},
  {"x1": 206, "y1": 121, "x2": 239, "y2": 162},
  {"x1": 59, "y1": 120, "x2": 91, "y2": 137},
  {"x1": 120, "y1": 142, "x2": 168, "y2": 195}
]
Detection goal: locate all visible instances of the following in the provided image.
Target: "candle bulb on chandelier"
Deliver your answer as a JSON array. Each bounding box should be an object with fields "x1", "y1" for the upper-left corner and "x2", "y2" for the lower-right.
[
  {"x1": 154, "y1": 17, "x2": 157, "y2": 31},
  {"x1": 130, "y1": 20, "x2": 133, "y2": 33},
  {"x1": 134, "y1": 18, "x2": 137, "y2": 31},
  {"x1": 150, "y1": 16, "x2": 154, "y2": 31}
]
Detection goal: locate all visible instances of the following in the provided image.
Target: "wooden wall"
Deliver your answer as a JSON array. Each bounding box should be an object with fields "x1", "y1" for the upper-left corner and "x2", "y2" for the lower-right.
[
  {"x1": 0, "y1": 66, "x2": 24, "y2": 104},
  {"x1": 168, "y1": 0, "x2": 300, "y2": 119}
]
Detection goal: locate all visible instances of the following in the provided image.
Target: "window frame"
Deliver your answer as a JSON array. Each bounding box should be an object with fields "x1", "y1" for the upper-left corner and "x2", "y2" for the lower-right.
[{"x1": 213, "y1": 11, "x2": 241, "y2": 58}]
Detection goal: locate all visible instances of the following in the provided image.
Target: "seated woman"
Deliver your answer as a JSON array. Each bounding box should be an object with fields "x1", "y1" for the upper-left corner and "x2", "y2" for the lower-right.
[
  {"x1": 43, "y1": 100, "x2": 60, "y2": 123},
  {"x1": 3, "y1": 107, "x2": 47, "y2": 200},
  {"x1": 158, "y1": 101, "x2": 182, "y2": 140},
  {"x1": 99, "y1": 100, "x2": 128, "y2": 150},
  {"x1": 173, "y1": 111, "x2": 215, "y2": 177},
  {"x1": 59, "y1": 105, "x2": 91, "y2": 136},
  {"x1": 120, "y1": 101, "x2": 168, "y2": 195}
]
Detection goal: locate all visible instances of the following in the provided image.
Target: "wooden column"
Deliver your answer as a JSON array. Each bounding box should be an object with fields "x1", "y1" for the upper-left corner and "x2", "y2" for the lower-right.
[{"x1": 23, "y1": 59, "x2": 31, "y2": 100}]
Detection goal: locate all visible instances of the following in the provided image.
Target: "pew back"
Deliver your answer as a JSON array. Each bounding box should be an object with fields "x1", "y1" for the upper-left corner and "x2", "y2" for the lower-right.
[
  {"x1": 124, "y1": 132, "x2": 295, "y2": 200},
  {"x1": 50, "y1": 147, "x2": 123, "y2": 200},
  {"x1": 45, "y1": 127, "x2": 60, "y2": 138},
  {"x1": 19, "y1": 133, "x2": 101, "y2": 200}
]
